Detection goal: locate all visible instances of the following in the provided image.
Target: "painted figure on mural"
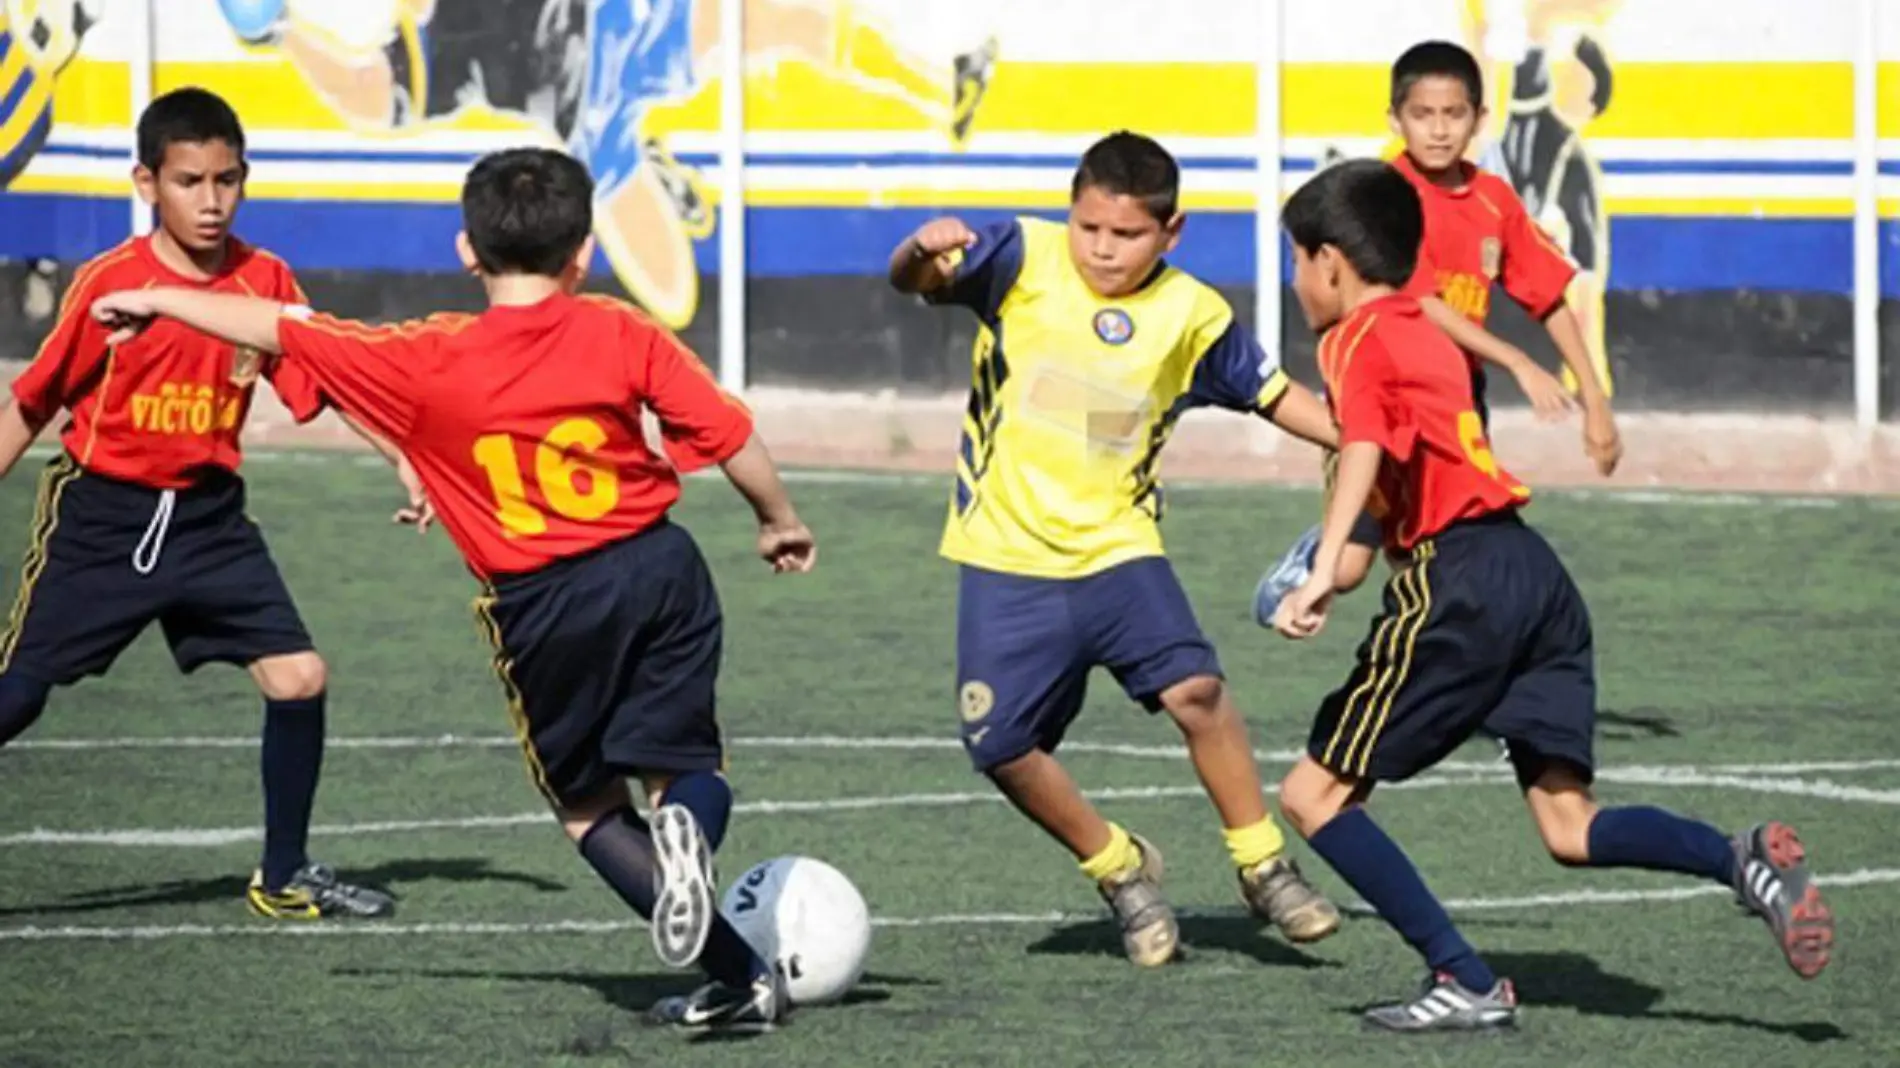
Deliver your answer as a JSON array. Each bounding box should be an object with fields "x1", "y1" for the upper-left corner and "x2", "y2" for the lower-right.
[
  {"x1": 0, "y1": 0, "x2": 102, "y2": 187},
  {"x1": 1463, "y1": 0, "x2": 1618, "y2": 397},
  {"x1": 221, "y1": 0, "x2": 999, "y2": 331}
]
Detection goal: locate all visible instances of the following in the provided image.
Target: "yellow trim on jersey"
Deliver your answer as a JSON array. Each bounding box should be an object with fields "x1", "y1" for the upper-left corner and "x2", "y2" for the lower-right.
[
  {"x1": 0, "y1": 455, "x2": 83, "y2": 674},
  {"x1": 1255, "y1": 369, "x2": 1290, "y2": 411},
  {"x1": 472, "y1": 587, "x2": 557, "y2": 806}
]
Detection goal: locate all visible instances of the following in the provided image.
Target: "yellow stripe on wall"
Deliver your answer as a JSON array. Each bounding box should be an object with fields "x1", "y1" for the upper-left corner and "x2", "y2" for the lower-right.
[{"x1": 47, "y1": 55, "x2": 1900, "y2": 141}]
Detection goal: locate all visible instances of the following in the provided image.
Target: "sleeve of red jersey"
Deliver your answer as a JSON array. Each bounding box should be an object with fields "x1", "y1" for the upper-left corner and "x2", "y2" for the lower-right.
[
  {"x1": 261, "y1": 262, "x2": 326, "y2": 425},
  {"x1": 11, "y1": 267, "x2": 115, "y2": 426},
  {"x1": 275, "y1": 309, "x2": 425, "y2": 443},
  {"x1": 634, "y1": 320, "x2": 754, "y2": 473},
  {"x1": 1334, "y1": 335, "x2": 1417, "y2": 462},
  {"x1": 1499, "y1": 191, "x2": 1577, "y2": 320}
]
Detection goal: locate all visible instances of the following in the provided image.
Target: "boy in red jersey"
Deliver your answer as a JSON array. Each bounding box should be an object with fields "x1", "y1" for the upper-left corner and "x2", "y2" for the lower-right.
[
  {"x1": 1268, "y1": 160, "x2": 1834, "y2": 1034},
  {"x1": 1255, "y1": 40, "x2": 1622, "y2": 623},
  {"x1": 0, "y1": 88, "x2": 396, "y2": 920},
  {"x1": 91, "y1": 147, "x2": 816, "y2": 1033}
]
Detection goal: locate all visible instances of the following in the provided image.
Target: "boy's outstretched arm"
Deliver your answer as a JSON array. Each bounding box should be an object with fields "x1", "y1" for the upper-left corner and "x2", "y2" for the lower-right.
[
  {"x1": 1260, "y1": 380, "x2": 1340, "y2": 451},
  {"x1": 889, "y1": 217, "x2": 978, "y2": 295},
  {"x1": 1276, "y1": 441, "x2": 1383, "y2": 640},
  {"x1": 720, "y1": 434, "x2": 815, "y2": 573},
  {"x1": 1542, "y1": 304, "x2": 1622, "y2": 476},
  {"x1": 92, "y1": 288, "x2": 284, "y2": 354},
  {"x1": 1418, "y1": 297, "x2": 1572, "y2": 420}
]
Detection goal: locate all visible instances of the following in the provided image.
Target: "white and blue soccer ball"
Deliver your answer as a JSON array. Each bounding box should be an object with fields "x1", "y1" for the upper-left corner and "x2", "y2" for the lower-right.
[{"x1": 721, "y1": 855, "x2": 871, "y2": 1006}]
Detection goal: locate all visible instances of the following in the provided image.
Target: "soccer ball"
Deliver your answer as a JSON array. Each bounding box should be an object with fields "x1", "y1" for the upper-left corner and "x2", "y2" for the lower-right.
[
  {"x1": 720, "y1": 856, "x2": 871, "y2": 1006},
  {"x1": 5, "y1": 0, "x2": 99, "y2": 77}
]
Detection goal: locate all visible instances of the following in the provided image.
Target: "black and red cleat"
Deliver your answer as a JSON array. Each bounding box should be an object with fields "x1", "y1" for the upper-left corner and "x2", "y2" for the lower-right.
[{"x1": 1732, "y1": 821, "x2": 1834, "y2": 979}]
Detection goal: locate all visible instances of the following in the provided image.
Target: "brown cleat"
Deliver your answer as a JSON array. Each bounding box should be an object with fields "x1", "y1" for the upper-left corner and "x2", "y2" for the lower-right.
[
  {"x1": 1239, "y1": 855, "x2": 1341, "y2": 943},
  {"x1": 1097, "y1": 833, "x2": 1180, "y2": 967}
]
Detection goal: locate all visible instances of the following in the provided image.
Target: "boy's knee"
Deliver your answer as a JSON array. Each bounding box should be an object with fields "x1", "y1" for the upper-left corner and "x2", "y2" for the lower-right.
[
  {"x1": 253, "y1": 652, "x2": 328, "y2": 702},
  {"x1": 1276, "y1": 758, "x2": 1357, "y2": 839},
  {"x1": 1159, "y1": 675, "x2": 1226, "y2": 725}
]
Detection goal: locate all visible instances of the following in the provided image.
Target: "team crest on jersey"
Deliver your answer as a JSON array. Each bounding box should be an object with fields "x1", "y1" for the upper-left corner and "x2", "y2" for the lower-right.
[
  {"x1": 229, "y1": 346, "x2": 263, "y2": 387},
  {"x1": 1480, "y1": 238, "x2": 1502, "y2": 280},
  {"x1": 1093, "y1": 308, "x2": 1134, "y2": 346},
  {"x1": 959, "y1": 681, "x2": 995, "y2": 723}
]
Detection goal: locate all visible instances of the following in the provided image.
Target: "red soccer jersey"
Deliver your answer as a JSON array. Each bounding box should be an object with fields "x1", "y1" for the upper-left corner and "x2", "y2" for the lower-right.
[
  {"x1": 12, "y1": 236, "x2": 322, "y2": 489},
  {"x1": 1320, "y1": 294, "x2": 1530, "y2": 552},
  {"x1": 275, "y1": 292, "x2": 754, "y2": 580},
  {"x1": 1393, "y1": 154, "x2": 1576, "y2": 336}
]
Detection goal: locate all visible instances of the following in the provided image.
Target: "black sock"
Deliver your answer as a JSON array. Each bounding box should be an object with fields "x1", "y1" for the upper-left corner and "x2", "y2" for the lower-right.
[
  {"x1": 260, "y1": 694, "x2": 326, "y2": 890},
  {"x1": 577, "y1": 807, "x2": 767, "y2": 987},
  {"x1": 1586, "y1": 806, "x2": 1736, "y2": 884},
  {"x1": 0, "y1": 674, "x2": 51, "y2": 746}
]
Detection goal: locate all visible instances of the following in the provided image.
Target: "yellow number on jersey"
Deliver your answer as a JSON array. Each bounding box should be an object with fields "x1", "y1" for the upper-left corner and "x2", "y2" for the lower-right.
[
  {"x1": 472, "y1": 418, "x2": 621, "y2": 537},
  {"x1": 1456, "y1": 410, "x2": 1500, "y2": 476}
]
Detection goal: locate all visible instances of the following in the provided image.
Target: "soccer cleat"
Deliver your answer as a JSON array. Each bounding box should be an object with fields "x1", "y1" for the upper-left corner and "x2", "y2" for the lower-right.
[
  {"x1": 1238, "y1": 855, "x2": 1341, "y2": 943},
  {"x1": 246, "y1": 862, "x2": 394, "y2": 920},
  {"x1": 646, "y1": 966, "x2": 789, "y2": 1033},
  {"x1": 950, "y1": 37, "x2": 999, "y2": 145},
  {"x1": 1364, "y1": 972, "x2": 1519, "y2": 1033},
  {"x1": 1096, "y1": 833, "x2": 1179, "y2": 967},
  {"x1": 650, "y1": 803, "x2": 717, "y2": 970},
  {"x1": 1252, "y1": 525, "x2": 1320, "y2": 628},
  {"x1": 1731, "y1": 821, "x2": 1834, "y2": 979}
]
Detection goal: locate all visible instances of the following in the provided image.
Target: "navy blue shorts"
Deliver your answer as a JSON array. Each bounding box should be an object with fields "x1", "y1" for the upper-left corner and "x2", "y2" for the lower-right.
[
  {"x1": 476, "y1": 520, "x2": 724, "y2": 809},
  {"x1": 955, "y1": 556, "x2": 1221, "y2": 772},
  {"x1": 0, "y1": 454, "x2": 313, "y2": 685},
  {"x1": 1307, "y1": 511, "x2": 1597, "y2": 785}
]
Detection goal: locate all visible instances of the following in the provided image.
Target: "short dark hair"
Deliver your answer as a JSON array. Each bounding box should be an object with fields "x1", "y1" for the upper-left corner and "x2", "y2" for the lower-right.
[
  {"x1": 461, "y1": 148, "x2": 595, "y2": 277},
  {"x1": 1281, "y1": 159, "x2": 1421, "y2": 289},
  {"x1": 1390, "y1": 40, "x2": 1483, "y2": 111},
  {"x1": 137, "y1": 87, "x2": 245, "y2": 173},
  {"x1": 1071, "y1": 131, "x2": 1179, "y2": 222}
]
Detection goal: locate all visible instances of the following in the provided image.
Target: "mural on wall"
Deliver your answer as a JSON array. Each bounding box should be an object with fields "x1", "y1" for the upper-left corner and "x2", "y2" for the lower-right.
[
  {"x1": 0, "y1": 0, "x2": 1892, "y2": 406},
  {"x1": 0, "y1": 0, "x2": 101, "y2": 187},
  {"x1": 1464, "y1": 0, "x2": 1618, "y2": 396},
  {"x1": 227, "y1": 0, "x2": 997, "y2": 329}
]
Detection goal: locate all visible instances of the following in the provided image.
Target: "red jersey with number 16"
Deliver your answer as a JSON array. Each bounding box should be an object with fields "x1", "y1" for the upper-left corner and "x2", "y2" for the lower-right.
[
  {"x1": 1319, "y1": 294, "x2": 1530, "y2": 552},
  {"x1": 275, "y1": 293, "x2": 754, "y2": 579}
]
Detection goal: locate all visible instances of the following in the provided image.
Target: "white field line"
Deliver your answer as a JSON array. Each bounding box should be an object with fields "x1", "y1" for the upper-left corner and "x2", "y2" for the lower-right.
[
  {"x1": 16, "y1": 730, "x2": 1900, "y2": 781},
  {"x1": 2, "y1": 866, "x2": 1895, "y2": 943},
  {"x1": 3, "y1": 761, "x2": 1895, "y2": 849},
  {"x1": 17, "y1": 445, "x2": 1897, "y2": 509}
]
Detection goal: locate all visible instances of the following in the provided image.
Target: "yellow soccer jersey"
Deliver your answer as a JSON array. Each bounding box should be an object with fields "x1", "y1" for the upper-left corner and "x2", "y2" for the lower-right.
[{"x1": 931, "y1": 216, "x2": 1290, "y2": 579}]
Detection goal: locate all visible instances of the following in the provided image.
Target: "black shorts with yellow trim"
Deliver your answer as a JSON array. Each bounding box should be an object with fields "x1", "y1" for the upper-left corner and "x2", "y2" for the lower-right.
[
  {"x1": 1306, "y1": 510, "x2": 1597, "y2": 785},
  {"x1": 0, "y1": 454, "x2": 313, "y2": 685},
  {"x1": 473, "y1": 519, "x2": 725, "y2": 810}
]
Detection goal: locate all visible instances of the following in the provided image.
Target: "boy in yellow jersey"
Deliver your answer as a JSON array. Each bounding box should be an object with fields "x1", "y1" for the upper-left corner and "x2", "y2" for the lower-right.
[{"x1": 889, "y1": 132, "x2": 1343, "y2": 966}]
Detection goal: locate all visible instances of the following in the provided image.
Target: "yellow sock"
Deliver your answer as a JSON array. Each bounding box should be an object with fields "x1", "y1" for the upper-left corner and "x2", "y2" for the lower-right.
[
  {"x1": 1078, "y1": 822, "x2": 1142, "y2": 882},
  {"x1": 1223, "y1": 816, "x2": 1287, "y2": 870}
]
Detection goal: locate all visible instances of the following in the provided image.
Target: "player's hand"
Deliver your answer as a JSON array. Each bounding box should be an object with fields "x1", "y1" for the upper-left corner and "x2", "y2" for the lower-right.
[
  {"x1": 909, "y1": 217, "x2": 979, "y2": 261},
  {"x1": 90, "y1": 291, "x2": 160, "y2": 345},
  {"x1": 1273, "y1": 575, "x2": 1334, "y2": 640},
  {"x1": 758, "y1": 519, "x2": 815, "y2": 573},
  {"x1": 1513, "y1": 363, "x2": 1575, "y2": 421},
  {"x1": 1583, "y1": 403, "x2": 1622, "y2": 477},
  {"x1": 391, "y1": 457, "x2": 435, "y2": 534}
]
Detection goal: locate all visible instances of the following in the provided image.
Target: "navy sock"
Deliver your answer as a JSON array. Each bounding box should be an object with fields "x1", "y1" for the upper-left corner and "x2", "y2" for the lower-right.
[
  {"x1": 578, "y1": 807, "x2": 766, "y2": 987},
  {"x1": 661, "y1": 771, "x2": 733, "y2": 851},
  {"x1": 1307, "y1": 807, "x2": 1496, "y2": 992},
  {"x1": 1586, "y1": 806, "x2": 1735, "y2": 884},
  {"x1": 0, "y1": 674, "x2": 51, "y2": 746},
  {"x1": 260, "y1": 694, "x2": 326, "y2": 890}
]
